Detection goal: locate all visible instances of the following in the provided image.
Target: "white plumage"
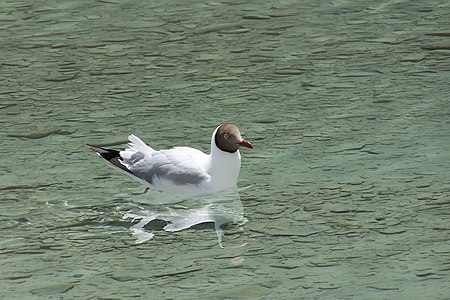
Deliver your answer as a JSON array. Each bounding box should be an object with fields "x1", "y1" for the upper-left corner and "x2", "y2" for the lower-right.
[{"x1": 90, "y1": 124, "x2": 252, "y2": 195}]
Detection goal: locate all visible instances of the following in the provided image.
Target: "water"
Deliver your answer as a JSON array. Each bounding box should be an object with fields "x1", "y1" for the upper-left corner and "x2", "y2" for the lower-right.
[{"x1": 1, "y1": 0, "x2": 449, "y2": 299}]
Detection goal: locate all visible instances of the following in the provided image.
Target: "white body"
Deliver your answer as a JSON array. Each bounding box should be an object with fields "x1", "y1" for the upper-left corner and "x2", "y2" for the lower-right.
[{"x1": 119, "y1": 125, "x2": 242, "y2": 194}]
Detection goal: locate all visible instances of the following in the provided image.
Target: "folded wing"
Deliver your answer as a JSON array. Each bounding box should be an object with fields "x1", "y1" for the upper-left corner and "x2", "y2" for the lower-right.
[{"x1": 120, "y1": 136, "x2": 210, "y2": 189}]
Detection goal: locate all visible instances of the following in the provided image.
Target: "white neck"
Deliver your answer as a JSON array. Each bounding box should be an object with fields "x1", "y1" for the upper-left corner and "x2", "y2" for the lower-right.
[{"x1": 208, "y1": 125, "x2": 242, "y2": 190}]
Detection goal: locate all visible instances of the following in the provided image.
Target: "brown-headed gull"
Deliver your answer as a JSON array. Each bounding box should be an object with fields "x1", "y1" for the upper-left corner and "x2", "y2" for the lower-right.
[{"x1": 89, "y1": 123, "x2": 253, "y2": 194}]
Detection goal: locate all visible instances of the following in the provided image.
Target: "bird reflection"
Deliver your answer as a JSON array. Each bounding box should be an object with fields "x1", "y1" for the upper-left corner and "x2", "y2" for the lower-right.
[{"x1": 123, "y1": 187, "x2": 248, "y2": 248}]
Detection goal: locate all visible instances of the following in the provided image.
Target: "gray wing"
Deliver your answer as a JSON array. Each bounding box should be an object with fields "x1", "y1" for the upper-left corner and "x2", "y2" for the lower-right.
[{"x1": 123, "y1": 147, "x2": 210, "y2": 186}]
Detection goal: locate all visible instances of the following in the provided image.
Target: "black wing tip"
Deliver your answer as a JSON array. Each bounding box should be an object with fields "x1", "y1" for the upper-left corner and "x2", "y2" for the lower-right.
[
  {"x1": 87, "y1": 144, "x2": 103, "y2": 154},
  {"x1": 87, "y1": 144, "x2": 133, "y2": 174},
  {"x1": 87, "y1": 145, "x2": 120, "y2": 159}
]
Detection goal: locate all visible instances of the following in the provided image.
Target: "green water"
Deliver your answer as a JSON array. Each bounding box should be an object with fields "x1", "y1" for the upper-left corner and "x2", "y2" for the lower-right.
[{"x1": 1, "y1": 0, "x2": 449, "y2": 299}]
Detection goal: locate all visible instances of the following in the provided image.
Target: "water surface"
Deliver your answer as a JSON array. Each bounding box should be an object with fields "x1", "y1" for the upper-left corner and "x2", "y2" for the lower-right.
[{"x1": 1, "y1": 0, "x2": 449, "y2": 299}]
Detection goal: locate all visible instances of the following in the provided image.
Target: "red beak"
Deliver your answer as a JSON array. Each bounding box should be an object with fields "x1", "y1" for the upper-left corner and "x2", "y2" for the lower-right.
[{"x1": 239, "y1": 139, "x2": 253, "y2": 149}]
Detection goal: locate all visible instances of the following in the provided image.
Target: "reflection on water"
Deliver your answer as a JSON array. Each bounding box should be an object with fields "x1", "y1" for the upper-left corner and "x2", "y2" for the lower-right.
[{"x1": 124, "y1": 187, "x2": 248, "y2": 248}]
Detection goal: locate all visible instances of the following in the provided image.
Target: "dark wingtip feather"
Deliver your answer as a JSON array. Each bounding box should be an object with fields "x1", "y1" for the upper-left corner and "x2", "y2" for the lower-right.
[{"x1": 88, "y1": 144, "x2": 132, "y2": 174}]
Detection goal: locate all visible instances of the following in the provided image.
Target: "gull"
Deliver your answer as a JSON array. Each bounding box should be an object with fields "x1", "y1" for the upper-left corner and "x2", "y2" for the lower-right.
[{"x1": 89, "y1": 123, "x2": 253, "y2": 195}]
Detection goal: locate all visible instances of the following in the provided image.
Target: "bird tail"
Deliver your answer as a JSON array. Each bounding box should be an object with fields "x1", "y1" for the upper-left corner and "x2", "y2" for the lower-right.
[
  {"x1": 119, "y1": 134, "x2": 154, "y2": 161},
  {"x1": 126, "y1": 134, "x2": 154, "y2": 152}
]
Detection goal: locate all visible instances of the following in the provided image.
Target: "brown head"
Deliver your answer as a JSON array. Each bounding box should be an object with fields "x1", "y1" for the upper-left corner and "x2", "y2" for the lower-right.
[{"x1": 214, "y1": 123, "x2": 253, "y2": 153}]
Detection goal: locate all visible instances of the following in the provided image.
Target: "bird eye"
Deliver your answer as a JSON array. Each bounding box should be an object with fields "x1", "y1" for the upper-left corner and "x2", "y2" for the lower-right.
[{"x1": 224, "y1": 133, "x2": 230, "y2": 139}]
